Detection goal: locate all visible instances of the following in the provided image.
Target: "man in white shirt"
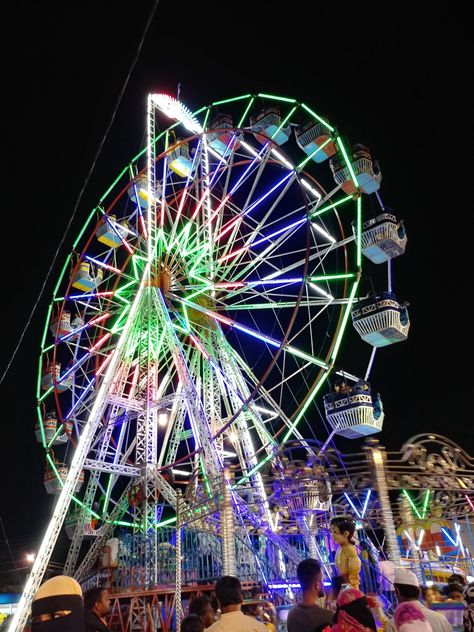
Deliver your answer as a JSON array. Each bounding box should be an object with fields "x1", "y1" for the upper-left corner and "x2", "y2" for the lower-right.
[
  {"x1": 386, "y1": 568, "x2": 452, "y2": 632},
  {"x1": 205, "y1": 576, "x2": 268, "y2": 632}
]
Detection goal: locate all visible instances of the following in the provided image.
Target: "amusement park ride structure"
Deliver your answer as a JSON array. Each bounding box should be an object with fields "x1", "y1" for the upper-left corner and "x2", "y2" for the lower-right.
[{"x1": 9, "y1": 91, "x2": 472, "y2": 632}]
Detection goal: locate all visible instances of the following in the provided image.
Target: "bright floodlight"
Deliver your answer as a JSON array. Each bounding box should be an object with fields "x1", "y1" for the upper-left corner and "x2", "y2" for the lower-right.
[
  {"x1": 26, "y1": 553, "x2": 35, "y2": 563},
  {"x1": 150, "y1": 94, "x2": 203, "y2": 134},
  {"x1": 158, "y1": 412, "x2": 168, "y2": 426}
]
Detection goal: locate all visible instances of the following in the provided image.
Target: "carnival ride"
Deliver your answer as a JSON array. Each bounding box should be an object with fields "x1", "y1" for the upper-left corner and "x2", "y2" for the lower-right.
[{"x1": 9, "y1": 90, "x2": 435, "y2": 632}]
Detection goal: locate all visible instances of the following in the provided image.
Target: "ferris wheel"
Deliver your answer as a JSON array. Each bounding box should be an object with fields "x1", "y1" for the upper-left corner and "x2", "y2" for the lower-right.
[{"x1": 12, "y1": 91, "x2": 406, "y2": 630}]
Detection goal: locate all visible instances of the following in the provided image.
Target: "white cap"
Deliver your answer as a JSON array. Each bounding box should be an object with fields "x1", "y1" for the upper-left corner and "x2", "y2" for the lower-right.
[{"x1": 394, "y1": 567, "x2": 420, "y2": 587}]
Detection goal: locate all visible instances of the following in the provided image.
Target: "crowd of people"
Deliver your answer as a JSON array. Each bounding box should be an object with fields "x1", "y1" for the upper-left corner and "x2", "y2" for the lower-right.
[{"x1": 2, "y1": 562, "x2": 473, "y2": 632}]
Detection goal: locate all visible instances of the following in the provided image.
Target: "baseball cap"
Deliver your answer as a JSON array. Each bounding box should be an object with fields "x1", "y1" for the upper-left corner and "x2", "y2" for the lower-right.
[{"x1": 394, "y1": 568, "x2": 419, "y2": 587}]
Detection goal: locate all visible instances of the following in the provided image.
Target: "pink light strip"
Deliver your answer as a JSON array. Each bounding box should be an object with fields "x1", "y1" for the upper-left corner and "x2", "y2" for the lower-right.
[{"x1": 466, "y1": 495, "x2": 474, "y2": 512}]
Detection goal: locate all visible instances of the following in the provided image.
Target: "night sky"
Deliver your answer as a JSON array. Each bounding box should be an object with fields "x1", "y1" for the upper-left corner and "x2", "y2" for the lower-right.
[{"x1": 1, "y1": 1, "x2": 471, "y2": 567}]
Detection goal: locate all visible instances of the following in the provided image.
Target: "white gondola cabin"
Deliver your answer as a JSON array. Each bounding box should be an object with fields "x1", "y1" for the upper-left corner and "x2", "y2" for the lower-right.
[
  {"x1": 330, "y1": 144, "x2": 381, "y2": 195},
  {"x1": 44, "y1": 463, "x2": 84, "y2": 495},
  {"x1": 35, "y1": 413, "x2": 72, "y2": 445},
  {"x1": 295, "y1": 120, "x2": 336, "y2": 163},
  {"x1": 352, "y1": 291, "x2": 410, "y2": 347},
  {"x1": 250, "y1": 108, "x2": 291, "y2": 146},
  {"x1": 169, "y1": 142, "x2": 193, "y2": 177},
  {"x1": 357, "y1": 212, "x2": 407, "y2": 264},
  {"x1": 323, "y1": 384, "x2": 384, "y2": 438},
  {"x1": 274, "y1": 461, "x2": 332, "y2": 514},
  {"x1": 208, "y1": 114, "x2": 240, "y2": 155}
]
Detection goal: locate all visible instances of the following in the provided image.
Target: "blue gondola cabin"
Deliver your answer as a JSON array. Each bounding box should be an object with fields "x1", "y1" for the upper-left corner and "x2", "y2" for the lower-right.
[{"x1": 357, "y1": 212, "x2": 407, "y2": 264}]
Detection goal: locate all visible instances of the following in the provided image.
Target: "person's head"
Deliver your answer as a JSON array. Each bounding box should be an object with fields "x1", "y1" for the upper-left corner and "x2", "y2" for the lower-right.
[
  {"x1": 215, "y1": 576, "x2": 243, "y2": 610},
  {"x1": 421, "y1": 586, "x2": 435, "y2": 605},
  {"x1": 181, "y1": 614, "x2": 205, "y2": 632},
  {"x1": 83, "y1": 586, "x2": 110, "y2": 617},
  {"x1": 447, "y1": 573, "x2": 466, "y2": 586},
  {"x1": 296, "y1": 558, "x2": 323, "y2": 596},
  {"x1": 334, "y1": 379, "x2": 348, "y2": 395},
  {"x1": 335, "y1": 588, "x2": 377, "y2": 631},
  {"x1": 31, "y1": 575, "x2": 83, "y2": 632},
  {"x1": 393, "y1": 568, "x2": 421, "y2": 603},
  {"x1": 394, "y1": 601, "x2": 432, "y2": 632},
  {"x1": 331, "y1": 515, "x2": 356, "y2": 545},
  {"x1": 444, "y1": 582, "x2": 464, "y2": 601},
  {"x1": 189, "y1": 595, "x2": 215, "y2": 628}
]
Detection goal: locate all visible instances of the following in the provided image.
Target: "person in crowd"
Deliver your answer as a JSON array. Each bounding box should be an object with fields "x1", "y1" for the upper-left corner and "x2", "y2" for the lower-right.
[
  {"x1": 325, "y1": 587, "x2": 377, "y2": 632},
  {"x1": 205, "y1": 576, "x2": 268, "y2": 632},
  {"x1": 182, "y1": 614, "x2": 205, "y2": 632},
  {"x1": 394, "y1": 601, "x2": 433, "y2": 632},
  {"x1": 422, "y1": 586, "x2": 442, "y2": 607},
  {"x1": 189, "y1": 595, "x2": 216, "y2": 627},
  {"x1": 385, "y1": 568, "x2": 452, "y2": 632},
  {"x1": 330, "y1": 516, "x2": 362, "y2": 589},
  {"x1": 30, "y1": 575, "x2": 84, "y2": 632},
  {"x1": 287, "y1": 559, "x2": 334, "y2": 632},
  {"x1": 443, "y1": 582, "x2": 464, "y2": 602},
  {"x1": 462, "y1": 581, "x2": 474, "y2": 632},
  {"x1": 446, "y1": 574, "x2": 466, "y2": 587},
  {"x1": 83, "y1": 586, "x2": 111, "y2": 632}
]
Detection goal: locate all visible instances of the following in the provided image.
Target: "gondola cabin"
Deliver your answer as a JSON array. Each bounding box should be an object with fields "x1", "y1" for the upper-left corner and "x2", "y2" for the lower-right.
[
  {"x1": 41, "y1": 362, "x2": 73, "y2": 392},
  {"x1": 295, "y1": 120, "x2": 336, "y2": 163},
  {"x1": 330, "y1": 144, "x2": 381, "y2": 195},
  {"x1": 95, "y1": 215, "x2": 127, "y2": 248},
  {"x1": 208, "y1": 114, "x2": 239, "y2": 155},
  {"x1": 168, "y1": 142, "x2": 193, "y2": 177},
  {"x1": 35, "y1": 412, "x2": 59, "y2": 443},
  {"x1": 352, "y1": 291, "x2": 410, "y2": 347},
  {"x1": 357, "y1": 212, "x2": 407, "y2": 264},
  {"x1": 49, "y1": 311, "x2": 72, "y2": 338},
  {"x1": 65, "y1": 508, "x2": 102, "y2": 539},
  {"x1": 127, "y1": 174, "x2": 159, "y2": 209},
  {"x1": 323, "y1": 383, "x2": 384, "y2": 438},
  {"x1": 250, "y1": 108, "x2": 291, "y2": 146},
  {"x1": 274, "y1": 461, "x2": 332, "y2": 514},
  {"x1": 44, "y1": 463, "x2": 84, "y2": 495},
  {"x1": 71, "y1": 261, "x2": 103, "y2": 292}
]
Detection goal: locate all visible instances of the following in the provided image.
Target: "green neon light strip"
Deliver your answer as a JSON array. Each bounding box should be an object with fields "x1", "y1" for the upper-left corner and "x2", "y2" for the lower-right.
[
  {"x1": 103, "y1": 474, "x2": 113, "y2": 513},
  {"x1": 270, "y1": 106, "x2": 297, "y2": 140},
  {"x1": 308, "y1": 273, "x2": 356, "y2": 282},
  {"x1": 336, "y1": 137, "x2": 358, "y2": 188},
  {"x1": 38, "y1": 385, "x2": 54, "y2": 403},
  {"x1": 258, "y1": 93, "x2": 296, "y2": 104},
  {"x1": 357, "y1": 196, "x2": 362, "y2": 267},
  {"x1": 421, "y1": 490, "x2": 431, "y2": 519},
  {"x1": 47, "y1": 424, "x2": 64, "y2": 449},
  {"x1": 297, "y1": 138, "x2": 332, "y2": 169},
  {"x1": 309, "y1": 194, "x2": 353, "y2": 218},
  {"x1": 402, "y1": 489, "x2": 422, "y2": 520},
  {"x1": 301, "y1": 103, "x2": 335, "y2": 132},
  {"x1": 237, "y1": 97, "x2": 255, "y2": 127},
  {"x1": 40, "y1": 303, "x2": 54, "y2": 350},
  {"x1": 202, "y1": 108, "x2": 211, "y2": 128},
  {"x1": 330, "y1": 280, "x2": 360, "y2": 361},
  {"x1": 36, "y1": 406, "x2": 46, "y2": 447},
  {"x1": 212, "y1": 94, "x2": 252, "y2": 106}
]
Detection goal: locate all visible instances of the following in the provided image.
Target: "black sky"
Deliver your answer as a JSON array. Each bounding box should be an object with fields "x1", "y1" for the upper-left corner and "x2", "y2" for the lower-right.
[{"x1": 1, "y1": 2, "x2": 472, "y2": 557}]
